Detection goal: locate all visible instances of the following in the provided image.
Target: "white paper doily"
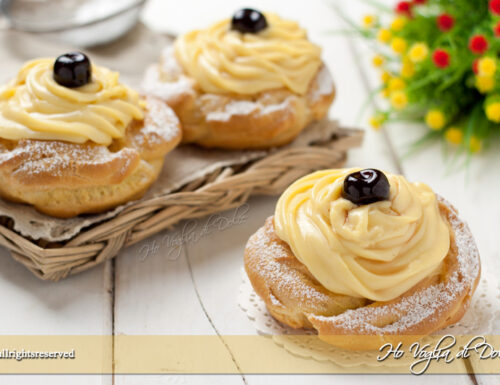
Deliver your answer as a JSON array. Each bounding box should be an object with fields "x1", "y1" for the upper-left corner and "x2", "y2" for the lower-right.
[{"x1": 238, "y1": 268, "x2": 496, "y2": 367}]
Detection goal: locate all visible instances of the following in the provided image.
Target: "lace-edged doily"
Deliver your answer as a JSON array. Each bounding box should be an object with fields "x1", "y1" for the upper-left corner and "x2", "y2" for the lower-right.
[{"x1": 238, "y1": 269, "x2": 496, "y2": 367}]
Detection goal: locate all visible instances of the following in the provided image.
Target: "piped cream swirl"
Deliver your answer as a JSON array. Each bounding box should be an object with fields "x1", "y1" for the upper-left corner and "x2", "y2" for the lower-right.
[
  {"x1": 0, "y1": 58, "x2": 144, "y2": 145},
  {"x1": 174, "y1": 13, "x2": 322, "y2": 95},
  {"x1": 274, "y1": 169, "x2": 450, "y2": 302}
]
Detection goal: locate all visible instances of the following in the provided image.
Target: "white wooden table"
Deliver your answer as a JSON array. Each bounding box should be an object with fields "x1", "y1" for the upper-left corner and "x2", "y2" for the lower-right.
[{"x1": 0, "y1": 0, "x2": 498, "y2": 384}]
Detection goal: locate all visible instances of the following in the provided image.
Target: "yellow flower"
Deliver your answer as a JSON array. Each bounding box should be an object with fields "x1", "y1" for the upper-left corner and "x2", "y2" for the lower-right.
[
  {"x1": 478, "y1": 57, "x2": 497, "y2": 76},
  {"x1": 369, "y1": 114, "x2": 385, "y2": 130},
  {"x1": 381, "y1": 71, "x2": 392, "y2": 83},
  {"x1": 408, "y1": 43, "x2": 429, "y2": 63},
  {"x1": 362, "y1": 14, "x2": 377, "y2": 29},
  {"x1": 380, "y1": 88, "x2": 390, "y2": 98},
  {"x1": 401, "y1": 56, "x2": 415, "y2": 78},
  {"x1": 425, "y1": 109, "x2": 446, "y2": 130},
  {"x1": 486, "y1": 102, "x2": 500, "y2": 122},
  {"x1": 469, "y1": 136, "x2": 482, "y2": 153},
  {"x1": 377, "y1": 28, "x2": 392, "y2": 44},
  {"x1": 391, "y1": 16, "x2": 407, "y2": 32},
  {"x1": 388, "y1": 77, "x2": 405, "y2": 93},
  {"x1": 372, "y1": 55, "x2": 385, "y2": 67},
  {"x1": 390, "y1": 91, "x2": 408, "y2": 110},
  {"x1": 391, "y1": 37, "x2": 407, "y2": 55},
  {"x1": 476, "y1": 75, "x2": 495, "y2": 93},
  {"x1": 445, "y1": 128, "x2": 463, "y2": 145}
]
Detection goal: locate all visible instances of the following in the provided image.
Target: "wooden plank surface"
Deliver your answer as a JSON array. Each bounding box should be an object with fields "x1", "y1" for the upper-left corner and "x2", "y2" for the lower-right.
[{"x1": 0, "y1": 247, "x2": 112, "y2": 385}]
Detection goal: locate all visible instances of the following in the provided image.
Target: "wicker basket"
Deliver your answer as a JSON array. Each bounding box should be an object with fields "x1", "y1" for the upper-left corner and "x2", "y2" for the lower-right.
[{"x1": 0, "y1": 127, "x2": 362, "y2": 281}]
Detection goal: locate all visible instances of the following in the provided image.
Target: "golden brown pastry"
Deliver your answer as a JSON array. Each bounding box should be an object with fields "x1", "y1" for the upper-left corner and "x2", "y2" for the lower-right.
[
  {"x1": 244, "y1": 168, "x2": 480, "y2": 350},
  {"x1": 0, "y1": 53, "x2": 181, "y2": 218},
  {"x1": 142, "y1": 9, "x2": 335, "y2": 149}
]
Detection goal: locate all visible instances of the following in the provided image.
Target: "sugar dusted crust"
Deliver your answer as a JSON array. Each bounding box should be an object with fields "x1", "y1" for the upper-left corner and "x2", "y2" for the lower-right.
[
  {"x1": 141, "y1": 46, "x2": 335, "y2": 149},
  {"x1": 0, "y1": 97, "x2": 182, "y2": 218},
  {"x1": 244, "y1": 197, "x2": 481, "y2": 350}
]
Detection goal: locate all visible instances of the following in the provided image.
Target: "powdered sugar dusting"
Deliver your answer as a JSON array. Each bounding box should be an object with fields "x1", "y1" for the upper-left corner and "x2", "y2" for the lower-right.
[
  {"x1": 205, "y1": 96, "x2": 293, "y2": 122},
  {"x1": 138, "y1": 97, "x2": 180, "y2": 145},
  {"x1": 207, "y1": 101, "x2": 259, "y2": 122},
  {"x1": 309, "y1": 197, "x2": 480, "y2": 334},
  {"x1": 159, "y1": 46, "x2": 184, "y2": 78},
  {"x1": 310, "y1": 66, "x2": 334, "y2": 103},
  {"x1": 141, "y1": 46, "x2": 195, "y2": 102},
  {"x1": 261, "y1": 98, "x2": 293, "y2": 115},
  {"x1": 247, "y1": 218, "x2": 333, "y2": 304},
  {"x1": 0, "y1": 140, "x2": 132, "y2": 180}
]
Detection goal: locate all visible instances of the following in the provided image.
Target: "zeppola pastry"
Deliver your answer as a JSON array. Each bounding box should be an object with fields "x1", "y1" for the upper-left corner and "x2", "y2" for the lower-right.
[
  {"x1": 244, "y1": 168, "x2": 481, "y2": 350},
  {"x1": 0, "y1": 52, "x2": 181, "y2": 217},
  {"x1": 142, "y1": 8, "x2": 335, "y2": 149}
]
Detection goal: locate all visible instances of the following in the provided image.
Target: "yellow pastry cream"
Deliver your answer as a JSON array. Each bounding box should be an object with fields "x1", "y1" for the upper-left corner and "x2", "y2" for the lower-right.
[
  {"x1": 0, "y1": 58, "x2": 144, "y2": 146},
  {"x1": 274, "y1": 168, "x2": 451, "y2": 302},
  {"x1": 174, "y1": 12, "x2": 322, "y2": 95}
]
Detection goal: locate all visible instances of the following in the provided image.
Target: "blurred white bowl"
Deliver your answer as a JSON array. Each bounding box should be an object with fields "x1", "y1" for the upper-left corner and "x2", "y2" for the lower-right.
[{"x1": 0, "y1": 0, "x2": 146, "y2": 47}]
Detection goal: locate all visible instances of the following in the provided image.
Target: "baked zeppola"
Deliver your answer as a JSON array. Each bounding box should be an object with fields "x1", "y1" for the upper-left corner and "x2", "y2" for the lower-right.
[
  {"x1": 245, "y1": 168, "x2": 480, "y2": 350},
  {"x1": 0, "y1": 53, "x2": 181, "y2": 217},
  {"x1": 142, "y1": 8, "x2": 335, "y2": 149}
]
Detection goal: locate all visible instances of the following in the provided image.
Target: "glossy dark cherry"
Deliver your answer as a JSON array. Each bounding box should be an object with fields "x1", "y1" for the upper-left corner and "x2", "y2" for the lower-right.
[
  {"x1": 231, "y1": 8, "x2": 268, "y2": 33},
  {"x1": 53, "y1": 52, "x2": 91, "y2": 88},
  {"x1": 341, "y1": 169, "x2": 390, "y2": 205}
]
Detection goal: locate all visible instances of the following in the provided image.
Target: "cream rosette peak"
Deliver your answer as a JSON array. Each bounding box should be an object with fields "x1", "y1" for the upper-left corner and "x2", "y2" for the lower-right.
[
  {"x1": 174, "y1": 12, "x2": 323, "y2": 95},
  {"x1": 274, "y1": 168, "x2": 451, "y2": 302},
  {"x1": 0, "y1": 58, "x2": 144, "y2": 146}
]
